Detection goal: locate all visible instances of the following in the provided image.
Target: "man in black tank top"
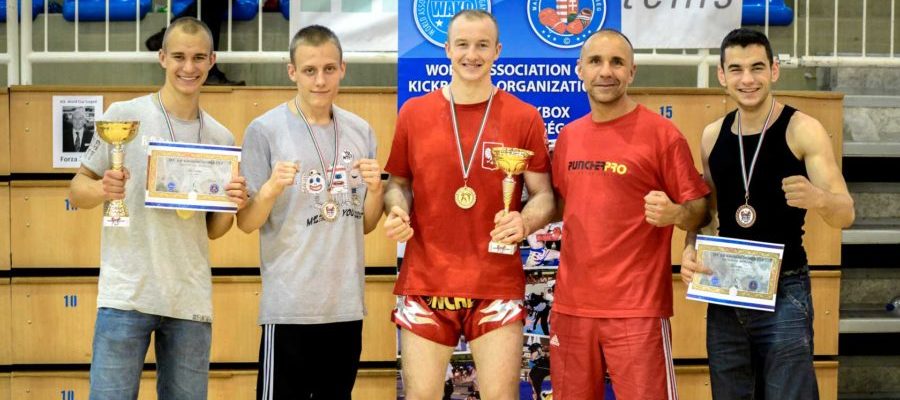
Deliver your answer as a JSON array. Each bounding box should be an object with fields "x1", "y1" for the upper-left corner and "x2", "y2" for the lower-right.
[{"x1": 680, "y1": 29, "x2": 855, "y2": 400}]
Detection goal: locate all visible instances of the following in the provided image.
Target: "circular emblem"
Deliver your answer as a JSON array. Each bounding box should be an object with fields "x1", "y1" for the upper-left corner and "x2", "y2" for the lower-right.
[
  {"x1": 209, "y1": 183, "x2": 220, "y2": 194},
  {"x1": 527, "y1": 0, "x2": 607, "y2": 49},
  {"x1": 341, "y1": 150, "x2": 354, "y2": 164},
  {"x1": 710, "y1": 275, "x2": 719, "y2": 286},
  {"x1": 414, "y1": 0, "x2": 491, "y2": 47},
  {"x1": 736, "y1": 204, "x2": 756, "y2": 228},
  {"x1": 321, "y1": 201, "x2": 340, "y2": 222},
  {"x1": 748, "y1": 280, "x2": 759, "y2": 291},
  {"x1": 454, "y1": 185, "x2": 477, "y2": 209},
  {"x1": 167, "y1": 182, "x2": 176, "y2": 192}
]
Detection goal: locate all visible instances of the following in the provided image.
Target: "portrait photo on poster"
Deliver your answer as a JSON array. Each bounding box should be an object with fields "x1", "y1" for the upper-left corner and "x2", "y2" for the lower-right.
[{"x1": 52, "y1": 95, "x2": 104, "y2": 169}]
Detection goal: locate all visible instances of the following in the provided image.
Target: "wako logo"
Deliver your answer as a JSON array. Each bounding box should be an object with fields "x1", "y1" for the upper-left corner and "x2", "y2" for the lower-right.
[
  {"x1": 527, "y1": 0, "x2": 607, "y2": 49},
  {"x1": 414, "y1": 0, "x2": 491, "y2": 47}
]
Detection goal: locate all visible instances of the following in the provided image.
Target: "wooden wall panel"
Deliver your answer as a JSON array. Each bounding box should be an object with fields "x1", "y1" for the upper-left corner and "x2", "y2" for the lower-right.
[
  {"x1": 816, "y1": 360, "x2": 839, "y2": 400},
  {"x1": 207, "y1": 370, "x2": 258, "y2": 400},
  {"x1": 214, "y1": 89, "x2": 286, "y2": 146},
  {"x1": 632, "y1": 92, "x2": 728, "y2": 169},
  {"x1": 209, "y1": 228, "x2": 260, "y2": 267},
  {"x1": 0, "y1": 89, "x2": 9, "y2": 175},
  {"x1": 3, "y1": 277, "x2": 195, "y2": 363},
  {"x1": 675, "y1": 366, "x2": 713, "y2": 400},
  {"x1": 0, "y1": 280, "x2": 10, "y2": 366},
  {"x1": 812, "y1": 271, "x2": 841, "y2": 356},
  {"x1": 11, "y1": 278, "x2": 106, "y2": 364},
  {"x1": 0, "y1": 184, "x2": 9, "y2": 271},
  {"x1": 353, "y1": 369, "x2": 397, "y2": 400},
  {"x1": 0, "y1": 373, "x2": 8, "y2": 400},
  {"x1": 671, "y1": 276, "x2": 708, "y2": 359},
  {"x1": 366, "y1": 219, "x2": 397, "y2": 267},
  {"x1": 362, "y1": 277, "x2": 398, "y2": 362},
  {"x1": 210, "y1": 277, "x2": 260, "y2": 363},
  {"x1": 10, "y1": 182, "x2": 102, "y2": 267}
]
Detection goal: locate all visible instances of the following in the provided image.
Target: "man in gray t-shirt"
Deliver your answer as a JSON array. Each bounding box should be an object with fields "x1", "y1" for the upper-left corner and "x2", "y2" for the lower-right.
[
  {"x1": 69, "y1": 17, "x2": 248, "y2": 400},
  {"x1": 237, "y1": 25, "x2": 384, "y2": 400}
]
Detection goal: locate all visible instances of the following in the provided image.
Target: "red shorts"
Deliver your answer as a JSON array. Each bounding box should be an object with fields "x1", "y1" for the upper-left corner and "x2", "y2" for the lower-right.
[
  {"x1": 392, "y1": 295, "x2": 525, "y2": 347},
  {"x1": 549, "y1": 311, "x2": 678, "y2": 400}
]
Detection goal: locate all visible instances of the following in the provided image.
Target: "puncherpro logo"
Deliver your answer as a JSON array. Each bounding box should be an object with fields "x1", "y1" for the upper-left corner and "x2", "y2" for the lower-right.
[{"x1": 568, "y1": 160, "x2": 628, "y2": 174}]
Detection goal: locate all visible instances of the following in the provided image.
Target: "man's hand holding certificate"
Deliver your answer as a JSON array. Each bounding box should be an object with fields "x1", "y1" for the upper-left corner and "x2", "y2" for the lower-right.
[
  {"x1": 685, "y1": 235, "x2": 784, "y2": 312},
  {"x1": 145, "y1": 141, "x2": 242, "y2": 213}
]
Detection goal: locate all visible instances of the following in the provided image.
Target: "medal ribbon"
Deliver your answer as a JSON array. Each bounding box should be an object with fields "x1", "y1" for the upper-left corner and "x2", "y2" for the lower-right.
[
  {"x1": 449, "y1": 88, "x2": 495, "y2": 185},
  {"x1": 294, "y1": 96, "x2": 341, "y2": 193},
  {"x1": 736, "y1": 96, "x2": 776, "y2": 204},
  {"x1": 157, "y1": 91, "x2": 203, "y2": 143}
]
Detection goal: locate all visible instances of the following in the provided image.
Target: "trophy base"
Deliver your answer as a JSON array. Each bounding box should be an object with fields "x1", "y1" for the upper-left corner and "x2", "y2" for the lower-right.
[
  {"x1": 103, "y1": 216, "x2": 130, "y2": 227},
  {"x1": 488, "y1": 241, "x2": 517, "y2": 255}
]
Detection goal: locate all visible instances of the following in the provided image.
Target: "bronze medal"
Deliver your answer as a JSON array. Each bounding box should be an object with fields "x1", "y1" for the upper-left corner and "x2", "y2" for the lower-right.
[
  {"x1": 321, "y1": 200, "x2": 340, "y2": 222},
  {"x1": 735, "y1": 97, "x2": 776, "y2": 229},
  {"x1": 735, "y1": 203, "x2": 756, "y2": 228}
]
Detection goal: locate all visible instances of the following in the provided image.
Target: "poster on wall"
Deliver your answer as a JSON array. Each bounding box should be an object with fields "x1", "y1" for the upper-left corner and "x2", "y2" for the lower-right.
[
  {"x1": 398, "y1": 0, "x2": 623, "y2": 147},
  {"x1": 52, "y1": 96, "x2": 103, "y2": 169}
]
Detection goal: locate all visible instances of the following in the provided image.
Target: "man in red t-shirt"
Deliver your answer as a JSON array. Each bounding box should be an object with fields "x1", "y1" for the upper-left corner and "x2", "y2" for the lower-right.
[
  {"x1": 550, "y1": 30, "x2": 710, "y2": 400},
  {"x1": 383, "y1": 10, "x2": 555, "y2": 400}
]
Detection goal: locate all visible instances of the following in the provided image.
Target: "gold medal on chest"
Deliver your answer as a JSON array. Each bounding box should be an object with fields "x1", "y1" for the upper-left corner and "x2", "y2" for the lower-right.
[{"x1": 454, "y1": 185, "x2": 476, "y2": 209}]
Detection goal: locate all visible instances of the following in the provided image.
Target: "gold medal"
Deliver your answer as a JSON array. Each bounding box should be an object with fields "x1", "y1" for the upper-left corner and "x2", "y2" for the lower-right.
[
  {"x1": 735, "y1": 204, "x2": 756, "y2": 228},
  {"x1": 454, "y1": 185, "x2": 477, "y2": 209},
  {"x1": 448, "y1": 88, "x2": 494, "y2": 212},
  {"x1": 321, "y1": 200, "x2": 340, "y2": 222},
  {"x1": 176, "y1": 209, "x2": 195, "y2": 219}
]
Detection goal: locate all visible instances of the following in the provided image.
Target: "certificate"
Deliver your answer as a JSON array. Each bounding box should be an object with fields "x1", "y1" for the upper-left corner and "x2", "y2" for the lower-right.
[
  {"x1": 686, "y1": 235, "x2": 784, "y2": 312},
  {"x1": 145, "y1": 141, "x2": 241, "y2": 213}
]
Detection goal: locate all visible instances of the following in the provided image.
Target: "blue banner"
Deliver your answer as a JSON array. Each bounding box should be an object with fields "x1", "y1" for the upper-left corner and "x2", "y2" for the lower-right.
[{"x1": 399, "y1": 0, "x2": 622, "y2": 144}]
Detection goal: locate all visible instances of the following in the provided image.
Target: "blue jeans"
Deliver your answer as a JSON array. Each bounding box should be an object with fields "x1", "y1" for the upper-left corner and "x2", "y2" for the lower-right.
[
  {"x1": 89, "y1": 307, "x2": 212, "y2": 400},
  {"x1": 707, "y1": 273, "x2": 818, "y2": 400}
]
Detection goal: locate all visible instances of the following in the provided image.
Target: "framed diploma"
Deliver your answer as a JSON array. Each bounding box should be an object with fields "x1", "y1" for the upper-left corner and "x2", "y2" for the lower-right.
[
  {"x1": 686, "y1": 235, "x2": 784, "y2": 312},
  {"x1": 145, "y1": 141, "x2": 241, "y2": 213}
]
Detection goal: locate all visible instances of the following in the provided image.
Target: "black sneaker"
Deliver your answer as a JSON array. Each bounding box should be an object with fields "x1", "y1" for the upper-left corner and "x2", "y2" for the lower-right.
[
  {"x1": 146, "y1": 27, "x2": 165, "y2": 51},
  {"x1": 205, "y1": 71, "x2": 246, "y2": 86}
]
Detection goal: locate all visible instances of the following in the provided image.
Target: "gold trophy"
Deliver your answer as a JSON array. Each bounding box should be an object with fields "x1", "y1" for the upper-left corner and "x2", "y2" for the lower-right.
[
  {"x1": 488, "y1": 147, "x2": 534, "y2": 255},
  {"x1": 96, "y1": 121, "x2": 140, "y2": 227}
]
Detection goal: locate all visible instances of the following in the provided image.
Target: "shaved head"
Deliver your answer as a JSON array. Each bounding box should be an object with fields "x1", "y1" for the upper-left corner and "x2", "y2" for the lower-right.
[
  {"x1": 161, "y1": 16, "x2": 214, "y2": 54},
  {"x1": 581, "y1": 29, "x2": 634, "y2": 62}
]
